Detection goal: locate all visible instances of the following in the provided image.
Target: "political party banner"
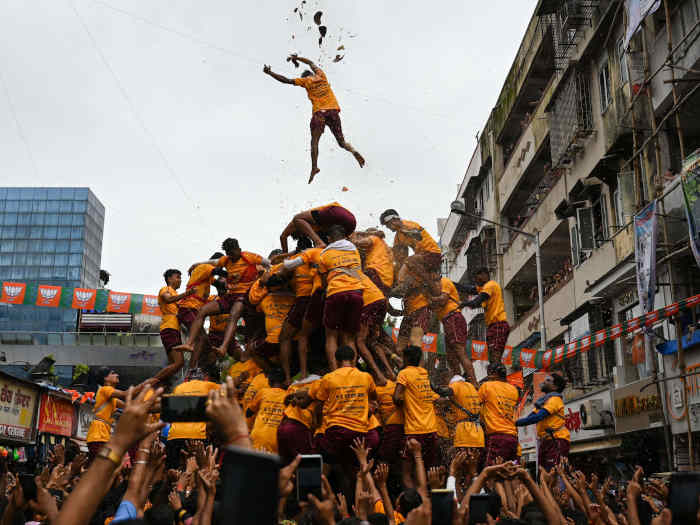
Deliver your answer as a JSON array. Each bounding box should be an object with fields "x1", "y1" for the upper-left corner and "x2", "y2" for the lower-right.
[
  {"x1": 36, "y1": 285, "x2": 61, "y2": 308},
  {"x1": 0, "y1": 282, "x2": 26, "y2": 304},
  {"x1": 107, "y1": 291, "x2": 132, "y2": 313},
  {"x1": 140, "y1": 295, "x2": 161, "y2": 316},
  {"x1": 624, "y1": 0, "x2": 661, "y2": 50},
  {"x1": 390, "y1": 327, "x2": 440, "y2": 354},
  {"x1": 71, "y1": 288, "x2": 96, "y2": 310},
  {"x1": 681, "y1": 148, "x2": 700, "y2": 269},
  {"x1": 37, "y1": 394, "x2": 74, "y2": 437},
  {"x1": 635, "y1": 200, "x2": 658, "y2": 314}
]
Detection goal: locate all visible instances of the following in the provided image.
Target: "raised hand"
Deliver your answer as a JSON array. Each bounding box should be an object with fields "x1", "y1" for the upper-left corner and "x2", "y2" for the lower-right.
[
  {"x1": 168, "y1": 489, "x2": 182, "y2": 511},
  {"x1": 278, "y1": 455, "x2": 302, "y2": 499},
  {"x1": 111, "y1": 385, "x2": 164, "y2": 454},
  {"x1": 350, "y1": 437, "x2": 370, "y2": 468},
  {"x1": 335, "y1": 492, "x2": 349, "y2": 519},
  {"x1": 449, "y1": 450, "x2": 468, "y2": 477},
  {"x1": 307, "y1": 475, "x2": 336, "y2": 525},
  {"x1": 373, "y1": 463, "x2": 390, "y2": 486},
  {"x1": 428, "y1": 466, "x2": 443, "y2": 489},
  {"x1": 627, "y1": 466, "x2": 643, "y2": 500},
  {"x1": 205, "y1": 377, "x2": 250, "y2": 448}
]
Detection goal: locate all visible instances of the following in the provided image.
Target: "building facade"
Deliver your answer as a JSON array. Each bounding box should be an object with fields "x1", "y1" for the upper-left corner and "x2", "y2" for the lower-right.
[
  {"x1": 440, "y1": 0, "x2": 700, "y2": 469},
  {"x1": 0, "y1": 187, "x2": 105, "y2": 332}
]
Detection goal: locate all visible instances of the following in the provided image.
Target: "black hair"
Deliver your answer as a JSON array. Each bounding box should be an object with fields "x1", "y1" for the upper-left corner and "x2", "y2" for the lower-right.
[
  {"x1": 269, "y1": 249, "x2": 285, "y2": 259},
  {"x1": 487, "y1": 362, "x2": 507, "y2": 379},
  {"x1": 210, "y1": 252, "x2": 224, "y2": 260},
  {"x1": 379, "y1": 209, "x2": 399, "y2": 225},
  {"x1": 295, "y1": 235, "x2": 313, "y2": 252},
  {"x1": 301, "y1": 69, "x2": 313, "y2": 77},
  {"x1": 404, "y1": 345, "x2": 422, "y2": 367},
  {"x1": 144, "y1": 504, "x2": 175, "y2": 525},
  {"x1": 96, "y1": 366, "x2": 113, "y2": 386},
  {"x1": 474, "y1": 266, "x2": 490, "y2": 278},
  {"x1": 163, "y1": 269, "x2": 181, "y2": 283},
  {"x1": 327, "y1": 224, "x2": 346, "y2": 239},
  {"x1": 266, "y1": 273, "x2": 289, "y2": 288},
  {"x1": 552, "y1": 373, "x2": 567, "y2": 392},
  {"x1": 221, "y1": 238, "x2": 240, "y2": 253},
  {"x1": 265, "y1": 366, "x2": 286, "y2": 385},
  {"x1": 367, "y1": 514, "x2": 389, "y2": 525},
  {"x1": 397, "y1": 488, "x2": 422, "y2": 516},
  {"x1": 335, "y1": 345, "x2": 355, "y2": 363}
]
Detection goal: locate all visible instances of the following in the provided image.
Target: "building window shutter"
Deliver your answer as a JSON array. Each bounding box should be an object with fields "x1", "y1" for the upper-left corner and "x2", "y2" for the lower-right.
[
  {"x1": 570, "y1": 225, "x2": 580, "y2": 266},
  {"x1": 577, "y1": 207, "x2": 595, "y2": 252}
]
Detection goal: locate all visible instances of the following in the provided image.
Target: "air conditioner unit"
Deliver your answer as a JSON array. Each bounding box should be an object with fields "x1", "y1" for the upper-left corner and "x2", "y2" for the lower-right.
[{"x1": 580, "y1": 399, "x2": 605, "y2": 429}]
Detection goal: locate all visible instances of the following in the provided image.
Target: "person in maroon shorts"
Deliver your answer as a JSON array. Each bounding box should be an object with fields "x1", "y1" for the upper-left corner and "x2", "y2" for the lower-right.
[
  {"x1": 279, "y1": 202, "x2": 356, "y2": 253},
  {"x1": 277, "y1": 374, "x2": 321, "y2": 465},
  {"x1": 264, "y1": 55, "x2": 365, "y2": 183},
  {"x1": 479, "y1": 363, "x2": 520, "y2": 465}
]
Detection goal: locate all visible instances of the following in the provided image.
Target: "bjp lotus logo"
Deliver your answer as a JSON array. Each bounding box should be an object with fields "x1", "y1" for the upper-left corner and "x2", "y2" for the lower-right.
[
  {"x1": 111, "y1": 294, "x2": 128, "y2": 305},
  {"x1": 144, "y1": 296, "x2": 158, "y2": 308},
  {"x1": 75, "y1": 290, "x2": 94, "y2": 307},
  {"x1": 422, "y1": 334, "x2": 435, "y2": 345},
  {"x1": 4, "y1": 285, "x2": 22, "y2": 299},
  {"x1": 473, "y1": 343, "x2": 486, "y2": 358},
  {"x1": 555, "y1": 345, "x2": 564, "y2": 361},
  {"x1": 38, "y1": 288, "x2": 58, "y2": 305}
]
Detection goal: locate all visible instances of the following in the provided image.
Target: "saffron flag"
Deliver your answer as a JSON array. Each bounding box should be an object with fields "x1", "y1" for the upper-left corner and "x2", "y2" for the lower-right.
[
  {"x1": 72, "y1": 288, "x2": 97, "y2": 310},
  {"x1": 107, "y1": 292, "x2": 131, "y2": 313},
  {"x1": 0, "y1": 282, "x2": 26, "y2": 304},
  {"x1": 35, "y1": 285, "x2": 61, "y2": 307}
]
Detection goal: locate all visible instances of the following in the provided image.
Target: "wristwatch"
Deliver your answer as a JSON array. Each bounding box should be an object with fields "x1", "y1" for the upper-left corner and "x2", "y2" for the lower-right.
[{"x1": 96, "y1": 446, "x2": 122, "y2": 466}]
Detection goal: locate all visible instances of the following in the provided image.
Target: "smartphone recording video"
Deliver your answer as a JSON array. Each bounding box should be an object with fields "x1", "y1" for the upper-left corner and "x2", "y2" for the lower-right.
[
  {"x1": 296, "y1": 454, "x2": 323, "y2": 502},
  {"x1": 160, "y1": 394, "x2": 208, "y2": 422},
  {"x1": 431, "y1": 489, "x2": 454, "y2": 524}
]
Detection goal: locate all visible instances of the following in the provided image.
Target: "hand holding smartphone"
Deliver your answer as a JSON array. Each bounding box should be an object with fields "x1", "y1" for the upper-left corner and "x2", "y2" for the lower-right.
[
  {"x1": 296, "y1": 455, "x2": 323, "y2": 502},
  {"x1": 160, "y1": 395, "x2": 209, "y2": 422},
  {"x1": 431, "y1": 489, "x2": 454, "y2": 524}
]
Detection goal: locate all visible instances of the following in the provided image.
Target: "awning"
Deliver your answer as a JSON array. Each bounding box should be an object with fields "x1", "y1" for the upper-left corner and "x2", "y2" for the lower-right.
[{"x1": 569, "y1": 438, "x2": 622, "y2": 454}]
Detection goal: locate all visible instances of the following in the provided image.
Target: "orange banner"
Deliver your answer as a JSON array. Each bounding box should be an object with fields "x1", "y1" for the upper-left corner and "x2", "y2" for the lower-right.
[
  {"x1": 1, "y1": 283, "x2": 26, "y2": 304},
  {"x1": 107, "y1": 292, "x2": 131, "y2": 313},
  {"x1": 72, "y1": 288, "x2": 97, "y2": 310},
  {"x1": 36, "y1": 285, "x2": 61, "y2": 307},
  {"x1": 37, "y1": 394, "x2": 74, "y2": 437},
  {"x1": 141, "y1": 295, "x2": 161, "y2": 316},
  {"x1": 390, "y1": 327, "x2": 438, "y2": 353}
]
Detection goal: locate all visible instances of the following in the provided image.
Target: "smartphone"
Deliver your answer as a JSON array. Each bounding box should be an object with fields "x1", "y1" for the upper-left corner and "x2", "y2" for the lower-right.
[
  {"x1": 469, "y1": 493, "x2": 501, "y2": 525},
  {"x1": 220, "y1": 445, "x2": 281, "y2": 525},
  {"x1": 296, "y1": 454, "x2": 323, "y2": 502},
  {"x1": 431, "y1": 489, "x2": 454, "y2": 524},
  {"x1": 669, "y1": 472, "x2": 700, "y2": 523},
  {"x1": 160, "y1": 395, "x2": 208, "y2": 422},
  {"x1": 18, "y1": 473, "x2": 37, "y2": 502}
]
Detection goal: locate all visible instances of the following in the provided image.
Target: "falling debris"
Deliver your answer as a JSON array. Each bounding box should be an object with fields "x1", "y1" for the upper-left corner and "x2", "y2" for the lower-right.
[
  {"x1": 333, "y1": 54, "x2": 344, "y2": 63},
  {"x1": 319, "y1": 26, "x2": 327, "y2": 37},
  {"x1": 314, "y1": 11, "x2": 323, "y2": 25},
  {"x1": 337, "y1": 45, "x2": 345, "y2": 51},
  {"x1": 341, "y1": 186, "x2": 349, "y2": 192}
]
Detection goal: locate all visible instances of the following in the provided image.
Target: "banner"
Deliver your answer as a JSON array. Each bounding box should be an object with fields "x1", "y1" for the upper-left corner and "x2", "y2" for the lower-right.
[
  {"x1": 0, "y1": 282, "x2": 26, "y2": 305},
  {"x1": 390, "y1": 327, "x2": 439, "y2": 354},
  {"x1": 681, "y1": 148, "x2": 700, "y2": 269},
  {"x1": 624, "y1": 0, "x2": 661, "y2": 50},
  {"x1": 36, "y1": 285, "x2": 61, "y2": 307},
  {"x1": 635, "y1": 200, "x2": 658, "y2": 314},
  {"x1": 72, "y1": 288, "x2": 97, "y2": 310},
  {"x1": 107, "y1": 292, "x2": 132, "y2": 313},
  {"x1": 37, "y1": 394, "x2": 74, "y2": 437},
  {"x1": 0, "y1": 376, "x2": 39, "y2": 443}
]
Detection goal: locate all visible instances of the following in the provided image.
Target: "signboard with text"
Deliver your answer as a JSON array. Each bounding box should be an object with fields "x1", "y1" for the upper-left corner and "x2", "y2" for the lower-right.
[
  {"x1": 74, "y1": 403, "x2": 94, "y2": 440},
  {"x1": 0, "y1": 375, "x2": 38, "y2": 442},
  {"x1": 614, "y1": 378, "x2": 664, "y2": 434},
  {"x1": 38, "y1": 394, "x2": 74, "y2": 437}
]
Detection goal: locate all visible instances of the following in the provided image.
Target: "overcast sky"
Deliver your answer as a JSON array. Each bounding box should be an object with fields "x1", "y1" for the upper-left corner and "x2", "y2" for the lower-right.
[{"x1": 0, "y1": 0, "x2": 536, "y2": 294}]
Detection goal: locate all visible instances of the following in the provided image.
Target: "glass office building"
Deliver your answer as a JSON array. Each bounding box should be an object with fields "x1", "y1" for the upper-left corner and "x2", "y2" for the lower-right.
[{"x1": 0, "y1": 188, "x2": 105, "y2": 332}]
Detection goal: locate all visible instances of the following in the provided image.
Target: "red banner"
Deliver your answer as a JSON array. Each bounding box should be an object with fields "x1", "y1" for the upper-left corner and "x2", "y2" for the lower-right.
[
  {"x1": 36, "y1": 285, "x2": 61, "y2": 307},
  {"x1": 390, "y1": 327, "x2": 438, "y2": 353},
  {"x1": 141, "y1": 295, "x2": 161, "y2": 316},
  {"x1": 107, "y1": 292, "x2": 131, "y2": 313},
  {"x1": 72, "y1": 288, "x2": 96, "y2": 310},
  {"x1": 37, "y1": 394, "x2": 74, "y2": 437},
  {"x1": 1, "y1": 283, "x2": 25, "y2": 304}
]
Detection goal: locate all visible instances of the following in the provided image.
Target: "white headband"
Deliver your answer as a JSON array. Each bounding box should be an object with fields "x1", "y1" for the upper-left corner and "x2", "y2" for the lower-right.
[
  {"x1": 449, "y1": 375, "x2": 465, "y2": 384},
  {"x1": 381, "y1": 213, "x2": 400, "y2": 224}
]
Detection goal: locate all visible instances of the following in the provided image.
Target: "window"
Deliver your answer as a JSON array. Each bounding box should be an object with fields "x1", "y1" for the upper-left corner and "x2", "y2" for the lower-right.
[
  {"x1": 59, "y1": 201, "x2": 72, "y2": 212},
  {"x1": 570, "y1": 225, "x2": 580, "y2": 266},
  {"x1": 70, "y1": 241, "x2": 82, "y2": 253},
  {"x1": 17, "y1": 214, "x2": 30, "y2": 226},
  {"x1": 44, "y1": 240, "x2": 56, "y2": 253},
  {"x1": 72, "y1": 214, "x2": 84, "y2": 225},
  {"x1": 68, "y1": 267, "x2": 81, "y2": 280},
  {"x1": 47, "y1": 188, "x2": 60, "y2": 199},
  {"x1": 46, "y1": 201, "x2": 59, "y2": 212},
  {"x1": 30, "y1": 227, "x2": 42, "y2": 239},
  {"x1": 19, "y1": 188, "x2": 34, "y2": 200},
  {"x1": 618, "y1": 38, "x2": 629, "y2": 84},
  {"x1": 57, "y1": 227, "x2": 70, "y2": 240},
  {"x1": 15, "y1": 240, "x2": 27, "y2": 252},
  {"x1": 0, "y1": 241, "x2": 14, "y2": 253},
  {"x1": 13, "y1": 254, "x2": 26, "y2": 265},
  {"x1": 44, "y1": 227, "x2": 57, "y2": 239},
  {"x1": 53, "y1": 267, "x2": 67, "y2": 279},
  {"x1": 5, "y1": 201, "x2": 18, "y2": 212},
  {"x1": 26, "y1": 267, "x2": 38, "y2": 280},
  {"x1": 18, "y1": 201, "x2": 31, "y2": 212},
  {"x1": 2, "y1": 226, "x2": 15, "y2": 238},
  {"x1": 69, "y1": 254, "x2": 82, "y2": 266},
  {"x1": 27, "y1": 255, "x2": 41, "y2": 265},
  {"x1": 60, "y1": 188, "x2": 75, "y2": 200},
  {"x1": 71, "y1": 227, "x2": 83, "y2": 239},
  {"x1": 592, "y1": 194, "x2": 610, "y2": 246},
  {"x1": 56, "y1": 241, "x2": 68, "y2": 252},
  {"x1": 32, "y1": 201, "x2": 46, "y2": 213},
  {"x1": 599, "y1": 58, "x2": 612, "y2": 111},
  {"x1": 577, "y1": 207, "x2": 595, "y2": 252},
  {"x1": 31, "y1": 214, "x2": 43, "y2": 226},
  {"x1": 46, "y1": 214, "x2": 59, "y2": 226},
  {"x1": 74, "y1": 201, "x2": 87, "y2": 213},
  {"x1": 40, "y1": 267, "x2": 51, "y2": 279},
  {"x1": 3, "y1": 214, "x2": 17, "y2": 226},
  {"x1": 40, "y1": 255, "x2": 54, "y2": 266}
]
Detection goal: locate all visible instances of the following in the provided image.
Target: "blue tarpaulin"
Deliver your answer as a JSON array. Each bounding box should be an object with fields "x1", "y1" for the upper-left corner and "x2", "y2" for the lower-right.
[{"x1": 656, "y1": 329, "x2": 700, "y2": 354}]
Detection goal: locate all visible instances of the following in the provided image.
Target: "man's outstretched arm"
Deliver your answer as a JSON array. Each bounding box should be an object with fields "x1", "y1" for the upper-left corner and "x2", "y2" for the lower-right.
[
  {"x1": 263, "y1": 65, "x2": 295, "y2": 85},
  {"x1": 290, "y1": 55, "x2": 320, "y2": 73}
]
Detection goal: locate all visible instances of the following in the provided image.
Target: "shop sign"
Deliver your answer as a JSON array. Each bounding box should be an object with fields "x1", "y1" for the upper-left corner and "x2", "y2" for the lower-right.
[
  {"x1": 665, "y1": 350, "x2": 700, "y2": 433},
  {"x1": 563, "y1": 389, "x2": 614, "y2": 442},
  {"x1": 74, "y1": 404, "x2": 94, "y2": 440},
  {"x1": 614, "y1": 378, "x2": 664, "y2": 434},
  {"x1": 518, "y1": 404, "x2": 537, "y2": 450},
  {"x1": 0, "y1": 376, "x2": 38, "y2": 442},
  {"x1": 38, "y1": 394, "x2": 74, "y2": 437}
]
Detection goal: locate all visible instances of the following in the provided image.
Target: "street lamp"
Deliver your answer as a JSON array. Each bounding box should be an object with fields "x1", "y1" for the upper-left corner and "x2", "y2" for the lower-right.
[{"x1": 450, "y1": 200, "x2": 547, "y2": 355}]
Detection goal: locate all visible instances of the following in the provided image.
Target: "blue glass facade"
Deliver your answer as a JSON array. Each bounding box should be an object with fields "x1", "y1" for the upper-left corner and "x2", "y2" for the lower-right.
[{"x1": 0, "y1": 188, "x2": 104, "y2": 332}]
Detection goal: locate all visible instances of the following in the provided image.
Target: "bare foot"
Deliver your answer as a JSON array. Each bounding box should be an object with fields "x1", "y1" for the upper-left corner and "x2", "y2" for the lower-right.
[
  {"x1": 309, "y1": 167, "x2": 320, "y2": 183},
  {"x1": 172, "y1": 343, "x2": 194, "y2": 353},
  {"x1": 353, "y1": 152, "x2": 365, "y2": 167}
]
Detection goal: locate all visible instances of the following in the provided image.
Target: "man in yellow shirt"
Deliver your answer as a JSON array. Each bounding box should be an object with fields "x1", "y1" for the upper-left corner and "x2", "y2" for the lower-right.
[
  {"x1": 351, "y1": 230, "x2": 395, "y2": 295},
  {"x1": 478, "y1": 363, "x2": 519, "y2": 465},
  {"x1": 227, "y1": 350, "x2": 262, "y2": 402},
  {"x1": 246, "y1": 368, "x2": 288, "y2": 454},
  {"x1": 264, "y1": 55, "x2": 365, "y2": 183},
  {"x1": 394, "y1": 346, "x2": 439, "y2": 484},
  {"x1": 165, "y1": 366, "x2": 220, "y2": 469},
  {"x1": 380, "y1": 209, "x2": 442, "y2": 299},
  {"x1": 462, "y1": 267, "x2": 509, "y2": 365},
  {"x1": 277, "y1": 374, "x2": 321, "y2": 464},
  {"x1": 153, "y1": 269, "x2": 196, "y2": 384},
  {"x1": 516, "y1": 373, "x2": 570, "y2": 471},
  {"x1": 396, "y1": 286, "x2": 431, "y2": 355}
]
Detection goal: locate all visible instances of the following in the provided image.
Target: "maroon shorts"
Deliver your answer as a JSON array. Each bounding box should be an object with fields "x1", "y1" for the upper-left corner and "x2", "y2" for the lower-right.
[
  {"x1": 366, "y1": 428, "x2": 381, "y2": 456},
  {"x1": 310, "y1": 109, "x2": 345, "y2": 142},
  {"x1": 277, "y1": 417, "x2": 314, "y2": 463},
  {"x1": 402, "y1": 432, "x2": 439, "y2": 468},
  {"x1": 484, "y1": 433, "x2": 518, "y2": 466},
  {"x1": 304, "y1": 289, "x2": 325, "y2": 326},
  {"x1": 253, "y1": 341, "x2": 280, "y2": 360},
  {"x1": 177, "y1": 307, "x2": 198, "y2": 330},
  {"x1": 364, "y1": 268, "x2": 392, "y2": 295},
  {"x1": 486, "y1": 321, "x2": 511, "y2": 360},
  {"x1": 398, "y1": 306, "x2": 430, "y2": 338},
  {"x1": 208, "y1": 330, "x2": 224, "y2": 349},
  {"x1": 360, "y1": 299, "x2": 387, "y2": 329},
  {"x1": 323, "y1": 290, "x2": 363, "y2": 332},
  {"x1": 311, "y1": 202, "x2": 356, "y2": 236},
  {"x1": 216, "y1": 292, "x2": 248, "y2": 314},
  {"x1": 160, "y1": 328, "x2": 182, "y2": 353},
  {"x1": 286, "y1": 295, "x2": 311, "y2": 330},
  {"x1": 317, "y1": 425, "x2": 366, "y2": 466},
  {"x1": 538, "y1": 437, "x2": 570, "y2": 472},
  {"x1": 378, "y1": 424, "x2": 404, "y2": 464},
  {"x1": 443, "y1": 310, "x2": 468, "y2": 347}
]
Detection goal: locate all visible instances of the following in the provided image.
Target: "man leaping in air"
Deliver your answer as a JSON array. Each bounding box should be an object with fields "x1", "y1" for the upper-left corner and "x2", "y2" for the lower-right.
[{"x1": 263, "y1": 54, "x2": 365, "y2": 183}]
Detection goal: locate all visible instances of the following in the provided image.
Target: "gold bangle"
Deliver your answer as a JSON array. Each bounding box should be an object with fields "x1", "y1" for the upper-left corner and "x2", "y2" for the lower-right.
[{"x1": 96, "y1": 447, "x2": 122, "y2": 467}]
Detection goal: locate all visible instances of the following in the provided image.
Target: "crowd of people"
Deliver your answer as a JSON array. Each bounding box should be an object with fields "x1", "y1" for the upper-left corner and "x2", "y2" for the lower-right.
[{"x1": 1, "y1": 202, "x2": 694, "y2": 524}]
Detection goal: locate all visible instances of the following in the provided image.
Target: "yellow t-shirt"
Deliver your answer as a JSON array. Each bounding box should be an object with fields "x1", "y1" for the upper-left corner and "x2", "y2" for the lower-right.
[
  {"x1": 360, "y1": 272, "x2": 385, "y2": 307},
  {"x1": 478, "y1": 380, "x2": 518, "y2": 436},
  {"x1": 208, "y1": 296, "x2": 229, "y2": 332},
  {"x1": 396, "y1": 366, "x2": 438, "y2": 435},
  {"x1": 309, "y1": 366, "x2": 376, "y2": 433},
  {"x1": 284, "y1": 380, "x2": 319, "y2": 429},
  {"x1": 395, "y1": 220, "x2": 441, "y2": 255},
  {"x1": 179, "y1": 264, "x2": 214, "y2": 309},
  {"x1": 243, "y1": 373, "x2": 270, "y2": 429},
  {"x1": 477, "y1": 280, "x2": 507, "y2": 326},
  {"x1": 536, "y1": 395, "x2": 570, "y2": 441},
  {"x1": 449, "y1": 381, "x2": 485, "y2": 448},
  {"x1": 404, "y1": 289, "x2": 429, "y2": 316},
  {"x1": 86, "y1": 386, "x2": 118, "y2": 443},
  {"x1": 365, "y1": 236, "x2": 394, "y2": 288},
  {"x1": 298, "y1": 248, "x2": 323, "y2": 295},
  {"x1": 437, "y1": 278, "x2": 461, "y2": 321},
  {"x1": 167, "y1": 380, "x2": 220, "y2": 440},
  {"x1": 248, "y1": 279, "x2": 295, "y2": 343},
  {"x1": 374, "y1": 500, "x2": 405, "y2": 524},
  {"x1": 375, "y1": 380, "x2": 404, "y2": 426},
  {"x1": 228, "y1": 359, "x2": 262, "y2": 397},
  {"x1": 319, "y1": 246, "x2": 364, "y2": 297},
  {"x1": 158, "y1": 286, "x2": 179, "y2": 331},
  {"x1": 217, "y1": 252, "x2": 263, "y2": 295},
  {"x1": 294, "y1": 69, "x2": 340, "y2": 113},
  {"x1": 249, "y1": 387, "x2": 287, "y2": 453}
]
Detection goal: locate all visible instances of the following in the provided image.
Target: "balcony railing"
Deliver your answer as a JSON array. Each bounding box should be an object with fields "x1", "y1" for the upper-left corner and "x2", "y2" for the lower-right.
[{"x1": 0, "y1": 331, "x2": 163, "y2": 347}]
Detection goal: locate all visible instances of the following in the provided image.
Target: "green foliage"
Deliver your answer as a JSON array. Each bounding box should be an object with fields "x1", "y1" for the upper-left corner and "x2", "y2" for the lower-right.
[{"x1": 73, "y1": 364, "x2": 89, "y2": 381}]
